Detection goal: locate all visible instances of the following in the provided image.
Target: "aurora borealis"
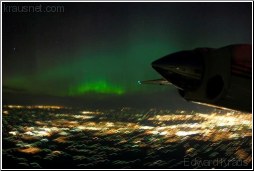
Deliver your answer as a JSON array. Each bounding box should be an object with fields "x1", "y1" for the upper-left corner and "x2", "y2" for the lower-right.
[
  {"x1": 69, "y1": 80, "x2": 125, "y2": 96},
  {"x1": 2, "y1": 2, "x2": 252, "y2": 108}
]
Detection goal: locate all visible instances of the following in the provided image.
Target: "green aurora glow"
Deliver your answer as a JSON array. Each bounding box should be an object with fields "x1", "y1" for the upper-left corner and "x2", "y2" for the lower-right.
[
  {"x1": 69, "y1": 81, "x2": 125, "y2": 96},
  {"x1": 3, "y1": 3, "x2": 251, "y2": 100},
  {"x1": 4, "y1": 32, "x2": 174, "y2": 96}
]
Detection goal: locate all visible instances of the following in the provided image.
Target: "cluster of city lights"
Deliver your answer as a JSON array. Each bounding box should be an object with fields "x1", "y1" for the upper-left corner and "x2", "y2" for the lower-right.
[
  {"x1": 2, "y1": 106, "x2": 252, "y2": 167},
  {"x1": 4, "y1": 105, "x2": 65, "y2": 109},
  {"x1": 6, "y1": 109, "x2": 251, "y2": 144}
]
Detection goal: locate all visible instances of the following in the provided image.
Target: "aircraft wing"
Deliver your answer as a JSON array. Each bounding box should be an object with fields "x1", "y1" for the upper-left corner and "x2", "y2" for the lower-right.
[{"x1": 138, "y1": 78, "x2": 172, "y2": 85}]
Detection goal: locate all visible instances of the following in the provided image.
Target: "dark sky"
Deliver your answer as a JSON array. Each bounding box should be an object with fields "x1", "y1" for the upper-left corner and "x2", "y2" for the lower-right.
[{"x1": 2, "y1": 2, "x2": 252, "y2": 109}]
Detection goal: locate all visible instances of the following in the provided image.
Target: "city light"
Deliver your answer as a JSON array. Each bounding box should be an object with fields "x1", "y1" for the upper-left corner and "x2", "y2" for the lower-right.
[{"x1": 2, "y1": 105, "x2": 252, "y2": 168}]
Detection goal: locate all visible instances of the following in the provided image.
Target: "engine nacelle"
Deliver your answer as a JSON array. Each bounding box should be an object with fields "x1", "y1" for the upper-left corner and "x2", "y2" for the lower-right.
[{"x1": 152, "y1": 44, "x2": 252, "y2": 112}]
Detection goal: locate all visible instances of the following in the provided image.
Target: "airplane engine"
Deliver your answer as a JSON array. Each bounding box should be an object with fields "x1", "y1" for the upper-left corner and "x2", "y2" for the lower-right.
[{"x1": 151, "y1": 44, "x2": 252, "y2": 112}]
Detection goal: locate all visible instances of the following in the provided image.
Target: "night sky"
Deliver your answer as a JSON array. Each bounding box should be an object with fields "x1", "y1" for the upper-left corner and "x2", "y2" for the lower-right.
[{"x1": 2, "y1": 2, "x2": 252, "y2": 109}]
